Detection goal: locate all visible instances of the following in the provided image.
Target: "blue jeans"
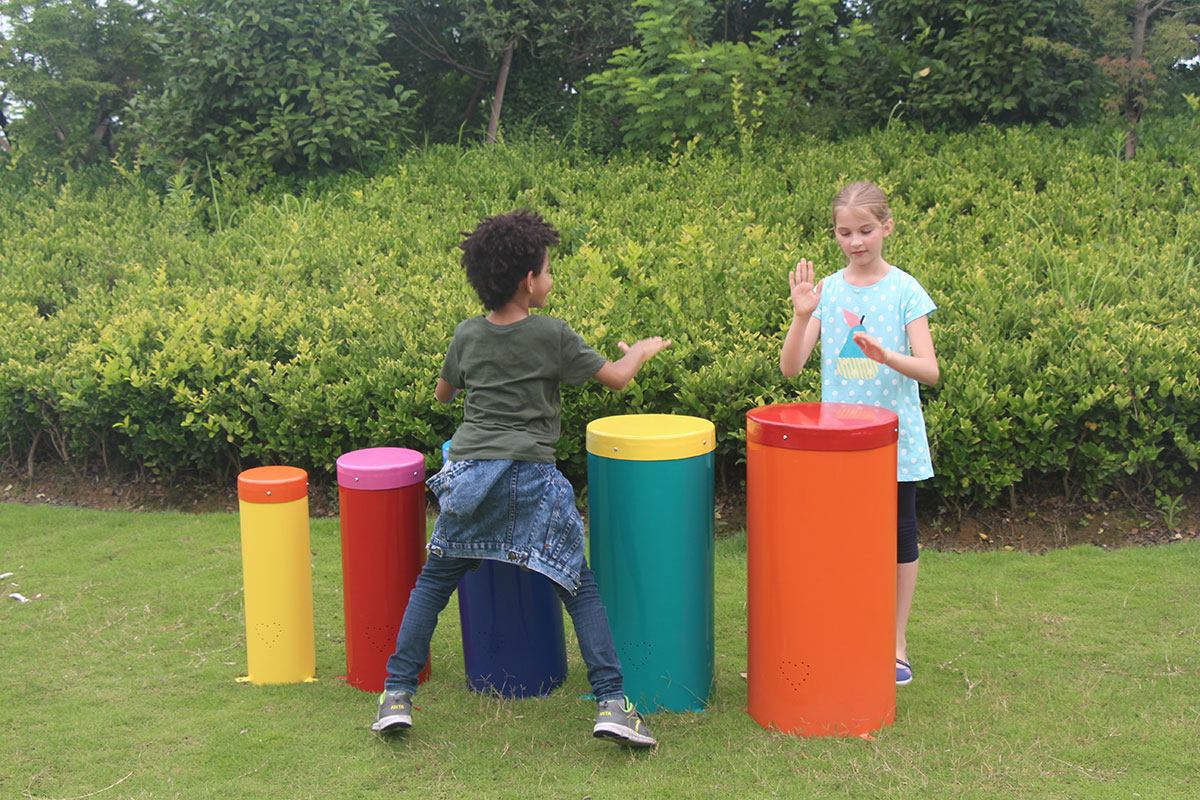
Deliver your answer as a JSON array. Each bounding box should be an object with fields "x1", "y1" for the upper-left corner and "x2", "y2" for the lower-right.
[{"x1": 383, "y1": 551, "x2": 624, "y2": 702}]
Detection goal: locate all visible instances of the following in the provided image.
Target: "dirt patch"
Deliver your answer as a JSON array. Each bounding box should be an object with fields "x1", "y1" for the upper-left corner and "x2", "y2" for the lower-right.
[
  {"x1": 3, "y1": 464, "x2": 1198, "y2": 553},
  {"x1": 919, "y1": 490, "x2": 1200, "y2": 552},
  {"x1": 0, "y1": 464, "x2": 340, "y2": 518}
]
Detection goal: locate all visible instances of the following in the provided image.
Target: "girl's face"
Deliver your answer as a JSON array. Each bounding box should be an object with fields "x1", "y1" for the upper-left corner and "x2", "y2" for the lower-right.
[{"x1": 834, "y1": 204, "x2": 893, "y2": 270}]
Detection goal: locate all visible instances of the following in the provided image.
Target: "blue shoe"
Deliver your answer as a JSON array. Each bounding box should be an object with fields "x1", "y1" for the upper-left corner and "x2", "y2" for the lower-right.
[{"x1": 896, "y1": 657, "x2": 913, "y2": 686}]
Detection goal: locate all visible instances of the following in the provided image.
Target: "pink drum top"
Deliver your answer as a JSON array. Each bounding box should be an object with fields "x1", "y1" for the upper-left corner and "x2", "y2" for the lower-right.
[
  {"x1": 746, "y1": 402, "x2": 898, "y2": 452},
  {"x1": 336, "y1": 447, "x2": 426, "y2": 490}
]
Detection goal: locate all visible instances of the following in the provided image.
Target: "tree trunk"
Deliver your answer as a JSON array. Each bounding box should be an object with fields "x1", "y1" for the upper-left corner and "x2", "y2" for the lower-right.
[
  {"x1": 1131, "y1": 1, "x2": 1149, "y2": 61},
  {"x1": 35, "y1": 99, "x2": 67, "y2": 143},
  {"x1": 462, "y1": 77, "x2": 486, "y2": 131},
  {"x1": 485, "y1": 42, "x2": 515, "y2": 145},
  {"x1": 1125, "y1": 120, "x2": 1139, "y2": 161},
  {"x1": 1123, "y1": 0, "x2": 1156, "y2": 160},
  {"x1": 1123, "y1": 3, "x2": 1152, "y2": 160},
  {"x1": 82, "y1": 113, "x2": 114, "y2": 163}
]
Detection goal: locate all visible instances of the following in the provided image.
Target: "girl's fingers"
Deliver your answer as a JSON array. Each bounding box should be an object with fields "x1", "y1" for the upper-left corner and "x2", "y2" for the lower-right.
[{"x1": 853, "y1": 331, "x2": 885, "y2": 359}]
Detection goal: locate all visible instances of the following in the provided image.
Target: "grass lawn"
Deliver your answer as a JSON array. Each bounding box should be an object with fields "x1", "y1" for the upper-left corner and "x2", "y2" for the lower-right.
[{"x1": 1, "y1": 502, "x2": 1197, "y2": 799}]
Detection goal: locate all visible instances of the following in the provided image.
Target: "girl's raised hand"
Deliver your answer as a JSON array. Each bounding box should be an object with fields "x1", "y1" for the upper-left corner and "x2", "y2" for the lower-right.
[{"x1": 789, "y1": 259, "x2": 822, "y2": 317}]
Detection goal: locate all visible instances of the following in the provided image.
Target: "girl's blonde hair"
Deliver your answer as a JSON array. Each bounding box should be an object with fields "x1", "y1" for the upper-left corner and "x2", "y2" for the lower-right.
[{"x1": 832, "y1": 181, "x2": 892, "y2": 228}]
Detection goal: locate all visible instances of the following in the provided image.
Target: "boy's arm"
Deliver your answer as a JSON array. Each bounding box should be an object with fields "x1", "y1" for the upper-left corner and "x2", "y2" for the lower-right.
[
  {"x1": 435, "y1": 378, "x2": 460, "y2": 403},
  {"x1": 593, "y1": 337, "x2": 672, "y2": 391}
]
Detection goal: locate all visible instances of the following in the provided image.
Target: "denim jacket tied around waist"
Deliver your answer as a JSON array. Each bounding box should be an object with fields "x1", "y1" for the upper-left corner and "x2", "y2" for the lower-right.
[{"x1": 426, "y1": 459, "x2": 585, "y2": 594}]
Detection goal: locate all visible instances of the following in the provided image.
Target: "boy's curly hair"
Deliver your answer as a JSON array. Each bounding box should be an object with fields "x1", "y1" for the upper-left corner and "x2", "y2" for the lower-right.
[{"x1": 460, "y1": 210, "x2": 560, "y2": 310}]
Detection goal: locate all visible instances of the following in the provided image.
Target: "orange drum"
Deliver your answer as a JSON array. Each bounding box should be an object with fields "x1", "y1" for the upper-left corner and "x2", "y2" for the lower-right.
[{"x1": 745, "y1": 403, "x2": 898, "y2": 736}]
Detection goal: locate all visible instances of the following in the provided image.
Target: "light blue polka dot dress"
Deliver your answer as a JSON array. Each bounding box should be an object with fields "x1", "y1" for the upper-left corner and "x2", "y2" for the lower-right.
[{"x1": 813, "y1": 266, "x2": 936, "y2": 482}]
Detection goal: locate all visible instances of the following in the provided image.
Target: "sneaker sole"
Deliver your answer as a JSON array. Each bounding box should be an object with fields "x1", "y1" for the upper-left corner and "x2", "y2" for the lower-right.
[
  {"x1": 593, "y1": 724, "x2": 655, "y2": 748},
  {"x1": 371, "y1": 715, "x2": 412, "y2": 732}
]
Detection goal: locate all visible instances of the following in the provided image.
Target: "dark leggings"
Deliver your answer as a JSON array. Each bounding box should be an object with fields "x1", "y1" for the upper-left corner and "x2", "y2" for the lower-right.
[{"x1": 898, "y1": 481, "x2": 919, "y2": 564}]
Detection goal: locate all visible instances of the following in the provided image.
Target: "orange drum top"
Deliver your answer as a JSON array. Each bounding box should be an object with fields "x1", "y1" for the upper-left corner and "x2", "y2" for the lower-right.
[
  {"x1": 237, "y1": 466, "x2": 309, "y2": 504},
  {"x1": 746, "y1": 402, "x2": 897, "y2": 452}
]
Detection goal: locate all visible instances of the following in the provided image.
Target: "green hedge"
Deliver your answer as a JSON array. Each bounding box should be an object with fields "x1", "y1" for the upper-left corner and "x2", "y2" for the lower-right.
[{"x1": 2, "y1": 122, "x2": 1198, "y2": 508}]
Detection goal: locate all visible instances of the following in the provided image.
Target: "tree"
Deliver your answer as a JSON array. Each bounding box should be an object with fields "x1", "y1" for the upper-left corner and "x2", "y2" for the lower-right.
[
  {"x1": 855, "y1": 0, "x2": 1103, "y2": 128},
  {"x1": 383, "y1": 0, "x2": 637, "y2": 145},
  {"x1": 0, "y1": 0, "x2": 161, "y2": 166},
  {"x1": 1086, "y1": 0, "x2": 1200, "y2": 158},
  {"x1": 0, "y1": 94, "x2": 11, "y2": 153},
  {"x1": 380, "y1": 2, "x2": 492, "y2": 141},
  {"x1": 131, "y1": 0, "x2": 413, "y2": 176},
  {"x1": 588, "y1": 0, "x2": 870, "y2": 149}
]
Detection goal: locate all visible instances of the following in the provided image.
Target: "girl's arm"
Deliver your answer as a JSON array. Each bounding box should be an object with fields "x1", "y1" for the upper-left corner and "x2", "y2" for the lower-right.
[
  {"x1": 853, "y1": 315, "x2": 939, "y2": 386},
  {"x1": 780, "y1": 259, "x2": 822, "y2": 377},
  {"x1": 780, "y1": 313, "x2": 821, "y2": 378},
  {"x1": 593, "y1": 337, "x2": 672, "y2": 391}
]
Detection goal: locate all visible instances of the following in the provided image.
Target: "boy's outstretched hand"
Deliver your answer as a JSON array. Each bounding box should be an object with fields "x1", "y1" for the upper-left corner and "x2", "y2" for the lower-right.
[
  {"x1": 595, "y1": 336, "x2": 672, "y2": 391},
  {"x1": 617, "y1": 336, "x2": 672, "y2": 361},
  {"x1": 789, "y1": 259, "x2": 822, "y2": 318}
]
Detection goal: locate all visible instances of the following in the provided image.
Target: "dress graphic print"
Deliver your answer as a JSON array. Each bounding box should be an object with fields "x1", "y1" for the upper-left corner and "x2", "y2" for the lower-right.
[{"x1": 813, "y1": 266, "x2": 936, "y2": 482}]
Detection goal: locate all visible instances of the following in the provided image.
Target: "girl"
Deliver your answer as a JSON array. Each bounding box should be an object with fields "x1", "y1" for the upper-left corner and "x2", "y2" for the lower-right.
[{"x1": 779, "y1": 181, "x2": 939, "y2": 686}]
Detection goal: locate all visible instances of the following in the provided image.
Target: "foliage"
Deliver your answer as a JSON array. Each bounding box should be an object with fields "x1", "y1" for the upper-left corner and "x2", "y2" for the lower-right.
[
  {"x1": 381, "y1": 0, "x2": 637, "y2": 146},
  {"x1": 130, "y1": 0, "x2": 414, "y2": 177},
  {"x1": 379, "y1": 1, "x2": 492, "y2": 144},
  {"x1": 1084, "y1": 0, "x2": 1200, "y2": 158},
  {"x1": 1, "y1": 123, "x2": 1198, "y2": 510},
  {"x1": 0, "y1": 0, "x2": 161, "y2": 166},
  {"x1": 855, "y1": 0, "x2": 1104, "y2": 128},
  {"x1": 588, "y1": 0, "x2": 847, "y2": 149},
  {"x1": 586, "y1": 0, "x2": 874, "y2": 148}
]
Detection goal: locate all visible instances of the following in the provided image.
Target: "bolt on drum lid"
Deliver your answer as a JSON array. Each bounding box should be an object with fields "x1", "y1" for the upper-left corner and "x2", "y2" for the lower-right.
[
  {"x1": 237, "y1": 466, "x2": 308, "y2": 503},
  {"x1": 336, "y1": 447, "x2": 426, "y2": 491}
]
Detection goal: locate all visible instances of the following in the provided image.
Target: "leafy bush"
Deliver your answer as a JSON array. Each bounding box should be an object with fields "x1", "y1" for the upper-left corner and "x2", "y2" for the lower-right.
[
  {"x1": 131, "y1": 0, "x2": 413, "y2": 175},
  {"x1": 855, "y1": 0, "x2": 1103, "y2": 128},
  {"x1": 587, "y1": 0, "x2": 869, "y2": 149},
  {"x1": 1, "y1": 122, "x2": 1198, "y2": 510}
]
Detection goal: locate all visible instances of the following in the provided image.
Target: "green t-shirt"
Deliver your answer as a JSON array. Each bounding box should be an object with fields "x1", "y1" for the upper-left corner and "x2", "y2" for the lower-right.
[{"x1": 441, "y1": 314, "x2": 606, "y2": 463}]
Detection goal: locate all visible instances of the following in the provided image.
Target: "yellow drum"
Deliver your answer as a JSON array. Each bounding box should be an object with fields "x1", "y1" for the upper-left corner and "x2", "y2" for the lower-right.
[{"x1": 237, "y1": 466, "x2": 316, "y2": 685}]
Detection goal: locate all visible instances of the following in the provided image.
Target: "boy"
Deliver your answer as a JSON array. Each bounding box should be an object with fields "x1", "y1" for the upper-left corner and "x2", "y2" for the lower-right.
[{"x1": 372, "y1": 210, "x2": 670, "y2": 747}]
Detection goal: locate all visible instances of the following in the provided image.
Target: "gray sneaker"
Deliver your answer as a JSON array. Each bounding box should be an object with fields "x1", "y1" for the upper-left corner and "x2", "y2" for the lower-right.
[
  {"x1": 593, "y1": 697, "x2": 656, "y2": 747},
  {"x1": 372, "y1": 690, "x2": 413, "y2": 732}
]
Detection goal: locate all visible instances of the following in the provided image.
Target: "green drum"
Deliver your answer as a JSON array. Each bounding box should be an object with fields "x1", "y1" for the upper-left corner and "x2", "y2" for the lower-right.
[{"x1": 586, "y1": 414, "x2": 716, "y2": 712}]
